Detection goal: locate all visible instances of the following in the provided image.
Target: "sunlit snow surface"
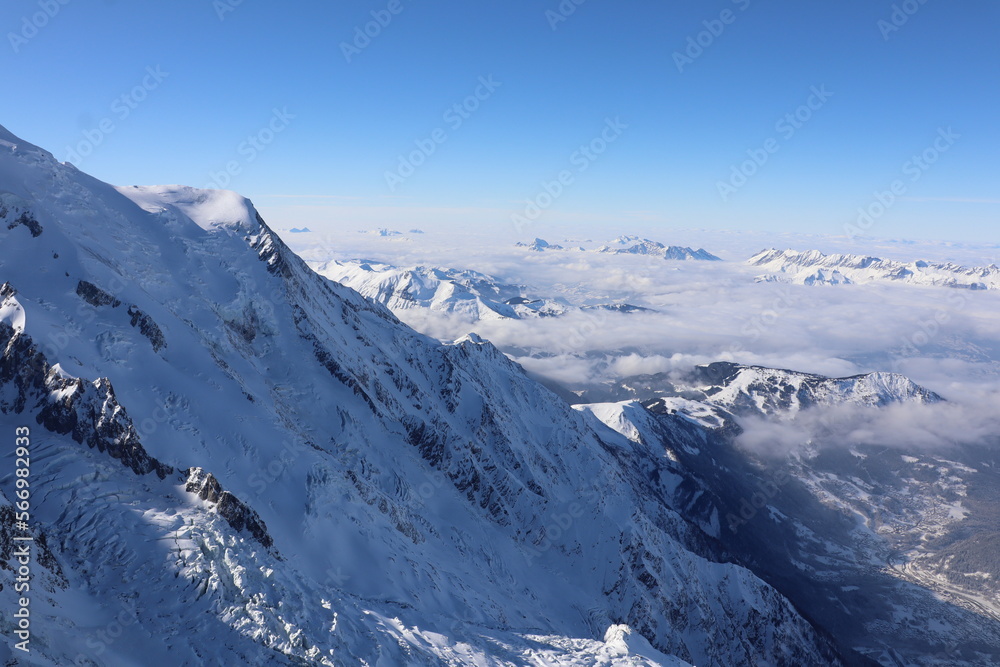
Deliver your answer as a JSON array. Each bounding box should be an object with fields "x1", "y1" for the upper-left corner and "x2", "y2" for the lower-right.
[{"x1": 0, "y1": 126, "x2": 846, "y2": 665}]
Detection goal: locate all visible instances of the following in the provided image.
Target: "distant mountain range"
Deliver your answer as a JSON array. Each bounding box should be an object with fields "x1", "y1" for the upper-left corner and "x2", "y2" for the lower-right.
[
  {"x1": 598, "y1": 236, "x2": 722, "y2": 261},
  {"x1": 750, "y1": 248, "x2": 1000, "y2": 289},
  {"x1": 515, "y1": 235, "x2": 722, "y2": 261},
  {"x1": 569, "y1": 361, "x2": 941, "y2": 418},
  {"x1": 312, "y1": 259, "x2": 653, "y2": 321}
]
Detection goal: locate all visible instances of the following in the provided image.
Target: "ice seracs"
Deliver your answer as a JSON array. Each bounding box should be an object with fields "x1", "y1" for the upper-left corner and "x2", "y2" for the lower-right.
[{"x1": 120, "y1": 184, "x2": 259, "y2": 232}]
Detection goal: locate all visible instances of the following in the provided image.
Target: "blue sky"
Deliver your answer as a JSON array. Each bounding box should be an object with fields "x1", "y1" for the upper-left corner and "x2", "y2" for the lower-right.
[{"x1": 2, "y1": 0, "x2": 997, "y2": 242}]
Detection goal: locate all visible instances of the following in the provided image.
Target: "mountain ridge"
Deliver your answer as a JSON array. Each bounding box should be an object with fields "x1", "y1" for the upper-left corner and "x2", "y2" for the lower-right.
[
  {"x1": 0, "y1": 123, "x2": 844, "y2": 665},
  {"x1": 315, "y1": 258, "x2": 653, "y2": 322},
  {"x1": 749, "y1": 248, "x2": 1000, "y2": 289}
]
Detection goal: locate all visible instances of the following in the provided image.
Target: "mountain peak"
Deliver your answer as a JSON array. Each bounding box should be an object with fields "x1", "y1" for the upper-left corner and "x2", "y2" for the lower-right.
[
  {"x1": 117, "y1": 184, "x2": 259, "y2": 232},
  {"x1": 750, "y1": 248, "x2": 1000, "y2": 289},
  {"x1": 456, "y1": 331, "x2": 485, "y2": 344},
  {"x1": 692, "y1": 361, "x2": 941, "y2": 417},
  {"x1": 0, "y1": 123, "x2": 58, "y2": 170},
  {"x1": 516, "y1": 237, "x2": 564, "y2": 251},
  {"x1": 0, "y1": 123, "x2": 22, "y2": 144},
  {"x1": 598, "y1": 238, "x2": 721, "y2": 261}
]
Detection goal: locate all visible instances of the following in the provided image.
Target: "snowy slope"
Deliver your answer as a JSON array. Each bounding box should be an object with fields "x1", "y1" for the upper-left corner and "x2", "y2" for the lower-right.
[
  {"x1": 749, "y1": 248, "x2": 1000, "y2": 289},
  {"x1": 0, "y1": 125, "x2": 842, "y2": 665}
]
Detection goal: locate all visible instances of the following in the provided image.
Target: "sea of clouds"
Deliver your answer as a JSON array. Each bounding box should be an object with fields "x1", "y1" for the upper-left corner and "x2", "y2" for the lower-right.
[{"x1": 283, "y1": 221, "x2": 1000, "y2": 453}]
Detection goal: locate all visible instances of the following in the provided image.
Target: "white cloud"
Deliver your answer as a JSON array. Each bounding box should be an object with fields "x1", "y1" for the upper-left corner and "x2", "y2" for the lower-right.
[{"x1": 737, "y1": 392, "x2": 1000, "y2": 456}]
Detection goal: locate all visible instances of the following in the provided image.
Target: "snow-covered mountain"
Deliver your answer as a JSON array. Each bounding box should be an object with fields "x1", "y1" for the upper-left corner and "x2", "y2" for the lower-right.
[
  {"x1": 749, "y1": 248, "x2": 1000, "y2": 289},
  {"x1": 578, "y1": 365, "x2": 1000, "y2": 666},
  {"x1": 0, "y1": 125, "x2": 845, "y2": 665},
  {"x1": 570, "y1": 362, "x2": 940, "y2": 417},
  {"x1": 365, "y1": 227, "x2": 404, "y2": 237},
  {"x1": 598, "y1": 236, "x2": 722, "y2": 261},
  {"x1": 508, "y1": 235, "x2": 722, "y2": 260},
  {"x1": 515, "y1": 237, "x2": 565, "y2": 252},
  {"x1": 312, "y1": 259, "x2": 570, "y2": 319},
  {"x1": 313, "y1": 259, "x2": 651, "y2": 322},
  {"x1": 688, "y1": 362, "x2": 943, "y2": 418}
]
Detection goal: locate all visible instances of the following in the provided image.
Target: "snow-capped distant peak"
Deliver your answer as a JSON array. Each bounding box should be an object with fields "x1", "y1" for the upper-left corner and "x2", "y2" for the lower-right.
[
  {"x1": 598, "y1": 238, "x2": 721, "y2": 261},
  {"x1": 359, "y1": 227, "x2": 404, "y2": 237},
  {"x1": 311, "y1": 259, "x2": 550, "y2": 321},
  {"x1": 749, "y1": 248, "x2": 1000, "y2": 289},
  {"x1": 691, "y1": 361, "x2": 941, "y2": 417},
  {"x1": 515, "y1": 237, "x2": 564, "y2": 251},
  {"x1": 312, "y1": 259, "x2": 650, "y2": 323},
  {"x1": 455, "y1": 332, "x2": 486, "y2": 345}
]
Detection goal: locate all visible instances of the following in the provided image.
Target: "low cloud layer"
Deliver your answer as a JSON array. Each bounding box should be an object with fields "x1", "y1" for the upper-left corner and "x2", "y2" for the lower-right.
[
  {"x1": 287, "y1": 226, "x2": 1000, "y2": 446},
  {"x1": 736, "y1": 392, "x2": 1000, "y2": 456}
]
